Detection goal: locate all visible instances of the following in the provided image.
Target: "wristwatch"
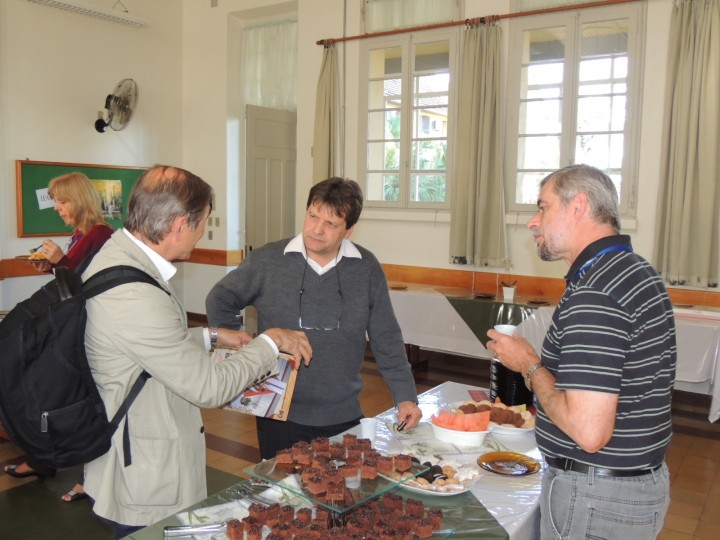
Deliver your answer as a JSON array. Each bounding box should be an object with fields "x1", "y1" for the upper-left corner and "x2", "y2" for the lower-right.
[
  {"x1": 209, "y1": 327, "x2": 219, "y2": 349},
  {"x1": 524, "y1": 361, "x2": 544, "y2": 391}
]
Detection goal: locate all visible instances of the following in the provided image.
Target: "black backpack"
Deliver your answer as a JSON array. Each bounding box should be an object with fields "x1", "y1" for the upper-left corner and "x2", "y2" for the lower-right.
[{"x1": 0, "y1": 265, "x2": 166, "y2": 470}]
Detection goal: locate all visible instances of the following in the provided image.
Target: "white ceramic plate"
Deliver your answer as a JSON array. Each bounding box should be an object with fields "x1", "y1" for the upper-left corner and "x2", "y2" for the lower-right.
[
  {"x1": 377, "y1": 472, "x2": 472, "y2": 496},
  {"x1": 489, "y1": 423, "x2": 535, "y2": 436}
]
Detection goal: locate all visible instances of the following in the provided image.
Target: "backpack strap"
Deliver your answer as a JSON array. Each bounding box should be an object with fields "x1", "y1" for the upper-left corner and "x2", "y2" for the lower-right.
[
  {"x1": 111, "y1": 371, "x2": 152, "y2": 467},
  {"x1": 82, "y1": 265, "x2": 171, "y2": 467},
  {"x1": 82, "y1": 265, "x2": 168, "y2": 300},
  {"x1": 54, "y1": 267, "x2": 77, "y2": 301}
]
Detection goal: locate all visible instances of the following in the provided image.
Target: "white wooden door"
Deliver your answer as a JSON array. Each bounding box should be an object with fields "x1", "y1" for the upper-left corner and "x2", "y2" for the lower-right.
[
  {"x1": 244, "y1": 105, "x2": 297, "y2": 334},
  {"x1": 246, "y1": 105, "x2": 297, "y2": 252}
]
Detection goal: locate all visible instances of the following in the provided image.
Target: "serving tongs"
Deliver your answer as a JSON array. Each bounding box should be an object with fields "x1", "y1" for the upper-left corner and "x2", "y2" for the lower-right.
[
  {"x1": 163, "y1": 521, "x2": 227, "y2": 537},
  {"x1": 163, "y1": 481, "x2": 273, "y2": 537}
]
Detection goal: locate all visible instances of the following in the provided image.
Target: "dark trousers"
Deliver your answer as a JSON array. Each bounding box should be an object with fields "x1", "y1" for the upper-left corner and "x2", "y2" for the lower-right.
[
  {"x1": 256, "y1": 416, "x2": 363, "y2": 460},
  {"x1": 26, "y1": 456, "x2": 56, "y2": 478},
  {"x1": 97, "y1": 516, "x2": 143, "y2": 539}
]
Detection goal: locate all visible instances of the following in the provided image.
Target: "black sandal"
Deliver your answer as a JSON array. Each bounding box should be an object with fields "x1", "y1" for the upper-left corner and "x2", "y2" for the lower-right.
[
  {"x1": 4, "y1": 464, "x2": 42, "y2": 479},
  {"x1": 62, "y1": 489, "x2": 89, "y2": 503}
]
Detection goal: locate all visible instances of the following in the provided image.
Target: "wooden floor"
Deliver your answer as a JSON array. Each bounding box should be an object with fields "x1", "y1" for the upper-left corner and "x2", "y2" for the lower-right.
[{"x1": 2, "y1": 356, "x2": 720, "y2": 539}]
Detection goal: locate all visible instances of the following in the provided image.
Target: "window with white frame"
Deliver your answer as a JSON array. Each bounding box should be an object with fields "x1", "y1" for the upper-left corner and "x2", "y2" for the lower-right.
[
  {"x1": 505, "y1": 3, "x2": 644, "y2": 216},
  {"x1": 358, "y1": 31, "x2": 456, "y2": 209}
]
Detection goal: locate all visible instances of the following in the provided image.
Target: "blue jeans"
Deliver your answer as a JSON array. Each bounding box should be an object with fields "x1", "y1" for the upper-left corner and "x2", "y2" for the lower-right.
[{"x1": 540, "y1": 463, "x2": 670, "y2": 539}]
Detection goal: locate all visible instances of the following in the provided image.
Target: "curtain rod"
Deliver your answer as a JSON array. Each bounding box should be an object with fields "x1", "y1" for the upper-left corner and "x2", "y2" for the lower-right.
[{"x1": 316, "y1": 0, "x2": 639, "y2": 46}]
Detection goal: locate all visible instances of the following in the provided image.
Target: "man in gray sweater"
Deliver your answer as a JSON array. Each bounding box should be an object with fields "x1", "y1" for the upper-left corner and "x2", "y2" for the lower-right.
[{"x1": 206, "y1": 177, "x2": 421, "y2": 458}]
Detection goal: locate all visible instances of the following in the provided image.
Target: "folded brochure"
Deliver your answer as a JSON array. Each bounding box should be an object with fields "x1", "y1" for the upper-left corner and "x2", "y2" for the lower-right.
[{"x1": 213, "y1": 348, "x2": 297, "y2": 421}]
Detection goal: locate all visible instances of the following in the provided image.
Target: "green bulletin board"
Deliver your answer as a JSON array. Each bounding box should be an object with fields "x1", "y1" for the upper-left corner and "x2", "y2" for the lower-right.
[{"x1": 16, "y1": 160, "x2": 146, "y2": 237}]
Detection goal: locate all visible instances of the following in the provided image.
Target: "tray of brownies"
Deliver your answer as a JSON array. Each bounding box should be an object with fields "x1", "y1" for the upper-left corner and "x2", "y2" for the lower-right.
[{"x1": 244, "y1": 432, "x2": 429, "y2": 515}]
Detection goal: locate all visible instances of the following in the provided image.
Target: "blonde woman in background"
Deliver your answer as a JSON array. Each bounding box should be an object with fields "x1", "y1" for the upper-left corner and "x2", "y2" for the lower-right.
[{"x1": 31, "y1": 172, "x2": 114, "y2": 272}]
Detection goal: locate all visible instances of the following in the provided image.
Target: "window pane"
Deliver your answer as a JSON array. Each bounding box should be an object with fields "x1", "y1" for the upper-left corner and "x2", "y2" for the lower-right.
[
  {"x1": 369, "y1": 47, "x2": 402, "y2": 78},
  {"x1": 522, "y1": 27, "x2": 565, "y2": 64},
  {"x1": 520, "y1": 99, "x2": 562, "y2": 134},
  {"x1": 411, "y1": 139, "x2": 446, "y2": 170},
  {"x1": 410, "y1": 173, "x2": 446, "y2": 202},
  {"x1": 415, "y1": 42, "x2": 449, "y2": 71},
  {"x1": 526, "y1": 62, "x2": 564, "y2": 85},
  {"x1": 579, "y1": 58, "x2": 611, "y2": 81},
  {"x1": 414, "y1": 108, "x2": 447, "y2": 138},
  {"x1": 575, "y1": 133, "x2": 612, "y2": 167},
  {"x1": 366, "y1": 172, "x2": 400, "y2": 202},
  {"x1": 581, "y1": 19, "x2": 628, "y2": 57},
  {"x1": 577, "y1": 96, "x2": 611, "y2": 132},
  {"x1": 368, "y1": 110, "x2": 401, "y2": 140},
  {"x1": 517, "y1": 135, "x2": 561, "y2": 169},
  {"x1": 368, "y1": 78, "x2": 402, "y2": 109},
  {"x1": 367, "y1": 141, "x2": 400, "y2": 170},
  {"x1": 515, "y1": 171, "x2": 548, "y2": 205}
]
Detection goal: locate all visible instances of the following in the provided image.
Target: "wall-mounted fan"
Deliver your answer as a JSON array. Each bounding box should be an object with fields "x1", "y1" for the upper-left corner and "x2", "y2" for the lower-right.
[{"x1": 94, "y1": 78, "x2": 138, "y2": 133}]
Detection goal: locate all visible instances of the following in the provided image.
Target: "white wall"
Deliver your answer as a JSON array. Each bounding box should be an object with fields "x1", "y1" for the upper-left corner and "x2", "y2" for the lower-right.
[
  {"x1": 0, "y1": 0, "x2": 184, "y2": 307},
  {"x1": 0, "y1": 0, "x2": 679, "y2": 313}
]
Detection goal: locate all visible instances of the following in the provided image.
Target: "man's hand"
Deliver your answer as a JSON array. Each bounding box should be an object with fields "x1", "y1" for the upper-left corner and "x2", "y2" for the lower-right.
[
  {"x1": 486, "y1": 328, "x2": 539, "y2": 375},
  {"x1": 217, "y1": 328, "x2": 254, "y2": 350},
  {"x1": 263, "y1": 328, "x2": 313, "y2": 368},
  {"x1": 396, "y1": 400, "x2": 423, "y2": 431}
]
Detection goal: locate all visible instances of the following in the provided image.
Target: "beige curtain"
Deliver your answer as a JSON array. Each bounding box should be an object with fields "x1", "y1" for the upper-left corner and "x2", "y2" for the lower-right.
[
  {"x1": 449, "y1": 23, "x2": 505, "y2": 267},
  {"x1": 312, "y1": 43, "x2": 340, "y2": 183},
  {"x1": 654, "y1": 0, "x2": 720, "y2": 287}
]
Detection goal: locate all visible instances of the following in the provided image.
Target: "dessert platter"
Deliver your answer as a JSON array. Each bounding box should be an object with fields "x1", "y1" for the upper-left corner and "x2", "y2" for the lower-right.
[
  {"x1": 244, "y1": 432, "x2": 429, "y2": 514},
  {"x1": 165, "y1": 476, "x2": 449, "y2": 539},
  {"x1": 378, "y1": 458, "x2": 481, "y2": 496}
]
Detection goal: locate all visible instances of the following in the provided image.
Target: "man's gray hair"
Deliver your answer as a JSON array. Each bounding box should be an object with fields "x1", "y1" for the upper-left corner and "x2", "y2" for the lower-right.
[
  {"x1": 125, "y1": 165, "x2": 214, "y2": 243},
  {"x1": 541, "y1": 164, "x2": 621, "y2": 232}
]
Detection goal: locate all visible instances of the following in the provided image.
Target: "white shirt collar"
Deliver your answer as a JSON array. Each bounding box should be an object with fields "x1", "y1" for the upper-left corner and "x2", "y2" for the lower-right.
[
  {"x1": 122, "y1": 228, "x2": 177, "y2": 282},
  {"x1": 284, "y1": 233, "x2": 361, "y2": 274}
]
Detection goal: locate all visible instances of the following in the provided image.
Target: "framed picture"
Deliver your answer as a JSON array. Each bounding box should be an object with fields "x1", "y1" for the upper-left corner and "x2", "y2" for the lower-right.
[{"x1": 16, "y1": 160, "x2": 146, "y2": 237}]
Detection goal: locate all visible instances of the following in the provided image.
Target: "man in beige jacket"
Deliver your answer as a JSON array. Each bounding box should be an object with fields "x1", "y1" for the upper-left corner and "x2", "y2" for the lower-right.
[{"x1": 82, "y1": 165, "x2": 312, "y2": 538}]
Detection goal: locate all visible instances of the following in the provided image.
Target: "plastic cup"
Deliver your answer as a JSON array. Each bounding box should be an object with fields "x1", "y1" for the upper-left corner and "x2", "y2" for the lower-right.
[
  {"x1": 492, "y1": 325, "x2": 517, "y2": 362},
  {"x1": 494, "y1": 324, "x2": 517, "y2": 336},
  {"x1": 344, "y1": 468, "x2": 361, "y2": 489},
  {"x1": 360, "y1": 418, "x2": 378, "y2": 442}
]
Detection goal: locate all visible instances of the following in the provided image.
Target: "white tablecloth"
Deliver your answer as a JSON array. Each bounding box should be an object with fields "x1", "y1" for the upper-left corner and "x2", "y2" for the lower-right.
[
  {"x1": 389, "y1": 287, "x2": 490, "y2": 358},
  {"x1": 673, "y1": 309, "x2": 720, "y2": 421}
]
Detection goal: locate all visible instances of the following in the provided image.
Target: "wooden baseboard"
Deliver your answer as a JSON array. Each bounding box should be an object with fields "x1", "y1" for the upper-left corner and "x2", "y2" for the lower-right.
[
  {"x1": 382, "y1": 263, "x2": 720, "y2": 308},
  {"x1": 188, "y1": 312, "x2": 208, "y2": 327}
]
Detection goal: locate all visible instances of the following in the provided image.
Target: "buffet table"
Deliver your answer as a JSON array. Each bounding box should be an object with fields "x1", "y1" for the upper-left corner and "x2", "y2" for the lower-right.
[
  {"x1": 390, "y1": 284, "x2": 720, "y2": 423},
  {"x1": 128, "y1": 381, "x2": 542, "y2": 539},
  {"x1": 388, "y1": 285, "x2": 540, "y2": 360}
]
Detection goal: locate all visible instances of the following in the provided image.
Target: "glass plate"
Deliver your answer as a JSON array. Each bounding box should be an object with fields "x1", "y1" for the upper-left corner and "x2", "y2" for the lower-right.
[
  {"x1": 477, "y1": 451, "x2": 541, "y2": 476},
  {"x1": 244, "y1": 458, "x2": 428, "y2": 514}
]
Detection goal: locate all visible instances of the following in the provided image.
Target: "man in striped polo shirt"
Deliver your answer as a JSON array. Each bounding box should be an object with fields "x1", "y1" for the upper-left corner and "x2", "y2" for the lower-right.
[{"x1": 488, "y1": 164, "x2": 675, "y2": 539}]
